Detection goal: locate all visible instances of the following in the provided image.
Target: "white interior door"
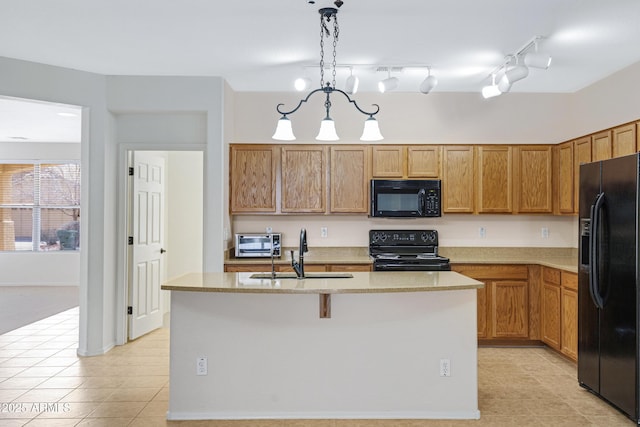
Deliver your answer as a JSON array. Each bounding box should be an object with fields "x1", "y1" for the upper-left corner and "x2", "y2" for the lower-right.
[{"x1": 128, "y1": 152, "x2": 165, "y2": 340}]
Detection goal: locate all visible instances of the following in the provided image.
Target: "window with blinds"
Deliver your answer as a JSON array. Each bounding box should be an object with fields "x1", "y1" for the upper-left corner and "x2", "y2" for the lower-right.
[{"x1": 0, "y1": 163, "x2": 80, "y2": 251}]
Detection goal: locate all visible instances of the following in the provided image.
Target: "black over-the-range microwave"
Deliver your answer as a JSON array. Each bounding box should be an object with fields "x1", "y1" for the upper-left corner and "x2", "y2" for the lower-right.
[{"x1": 370, "y1": 179, "x2": 442, "y2": 218}]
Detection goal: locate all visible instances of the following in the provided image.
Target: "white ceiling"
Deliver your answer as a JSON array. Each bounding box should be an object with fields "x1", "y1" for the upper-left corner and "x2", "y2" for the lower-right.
[{"x1": 2, "y1": 0, "x2": 640, "y2": 142}]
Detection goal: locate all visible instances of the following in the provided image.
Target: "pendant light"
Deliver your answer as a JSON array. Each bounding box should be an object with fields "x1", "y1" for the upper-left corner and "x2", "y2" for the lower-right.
[{"x1": 273, "y1": 3, "x2": 383, "y2": 142}]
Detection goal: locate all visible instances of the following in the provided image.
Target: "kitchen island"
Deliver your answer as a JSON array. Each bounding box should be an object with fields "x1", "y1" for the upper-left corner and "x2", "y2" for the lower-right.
[{"x1": 162, "y1": 271, "x2": 483, "y2": 421}]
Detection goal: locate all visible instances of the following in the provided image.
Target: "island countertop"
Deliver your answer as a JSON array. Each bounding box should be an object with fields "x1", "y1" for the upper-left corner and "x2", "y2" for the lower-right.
[{"x1": 162, "y1": 271, "x2": 483, "y2": 294}]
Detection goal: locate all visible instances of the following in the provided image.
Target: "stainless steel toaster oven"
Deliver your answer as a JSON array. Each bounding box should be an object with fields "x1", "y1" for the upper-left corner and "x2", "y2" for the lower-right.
[{"x1": 234, "y1": 233, "x2": 281, "y2": 258}]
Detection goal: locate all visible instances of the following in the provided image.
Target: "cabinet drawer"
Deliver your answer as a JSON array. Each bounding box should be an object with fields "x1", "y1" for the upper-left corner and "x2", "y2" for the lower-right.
[
  {"x1": 561, "y1": 271, "x2": 578, "y2": 290},
  {"x1": 542, "y1": 267, "x2": 561, "y2": 285},
  {"x1": 452, "y1": 264, "x2": 528, "y2": 280}
]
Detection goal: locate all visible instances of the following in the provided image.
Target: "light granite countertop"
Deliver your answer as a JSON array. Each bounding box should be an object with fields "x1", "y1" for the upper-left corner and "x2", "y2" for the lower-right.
[
  {"x1": 162, "y1": 271, "x2": 483, "y2": 294},
  {"x1": 225, "y1": 246, "x2": 578, "y2": 273}
]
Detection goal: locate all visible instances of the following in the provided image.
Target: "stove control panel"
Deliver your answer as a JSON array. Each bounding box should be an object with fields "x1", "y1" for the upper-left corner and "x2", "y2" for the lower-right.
[{"x1": 369, "y1": 230, "x2": 439, "y2": 246}]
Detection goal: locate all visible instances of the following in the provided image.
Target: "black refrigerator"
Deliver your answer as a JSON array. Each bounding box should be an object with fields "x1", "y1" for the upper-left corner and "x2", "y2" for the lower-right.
[{"x1": 578, "y1": 153, "x2": 639, "y2": 422}]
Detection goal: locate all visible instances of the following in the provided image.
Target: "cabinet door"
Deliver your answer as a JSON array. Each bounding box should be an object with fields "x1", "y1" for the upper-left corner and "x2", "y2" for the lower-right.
[
  {"x1": 574, "y1": 136, "x2": 592, "y2": 213},
  {"x1": 442, "y1": 146, "x2": 474, "y2": 213},
  {"x1": 561, "y1": 288, "x2": 578, "y2": 361},
  {"x1": 541, "y1": 267, "x2": 561, "y2": 350},
  {"x1": 230, "y1": 145, "x2": 277, "y2": 213},
  {"x1": 592, "y1": 130, "x2": 612, "y2": 161},
  {"x1": 613, "y1": 124, "x2": 637, "y2": 158},
  {"x1": 476, "y1": 146, "x2": 512, "y2": 213},
  {"x1": 514, "y1": 145, "x2": 553, "y2": 213},
  {"x1": 491, "y1": 280, "x2": 529, "y2": 338},
  {"x1": 330, "y1": 146, "x2": 370, "y2": 213},
  {"x1": 371, "y1": 145, "x2": 405, "y2": 178},
  {"x1": 557, "y1": 142, "x2": 574, "y2": 214},
  {"x1": 327, "y1": 264, "x2": 372, "y2": 272},
  {"x1": 477, "y1": 285, "x2": 488, "y2": 339},
  {"x1": 407, "y1": 146, "x2": 441, "y2": 178},
  {"x1": 281, "y1": 146, "x2": 326, "y2": 213},
  {"x1": 561, "y1": 272, "x2": 578, "y2": 361}
]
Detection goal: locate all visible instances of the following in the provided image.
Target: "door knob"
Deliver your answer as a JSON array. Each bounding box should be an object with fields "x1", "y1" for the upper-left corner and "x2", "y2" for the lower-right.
[{"x1": 160, "y1": 248, "x2": 167, "y2": 254}]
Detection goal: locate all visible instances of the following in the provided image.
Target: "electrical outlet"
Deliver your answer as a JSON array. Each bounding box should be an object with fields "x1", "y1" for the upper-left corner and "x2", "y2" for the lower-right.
[
  {"x1": 440, "y1": 358, "x2": 451, "y2": 377},
  {"x1": 196, "y1": 356, "x2": 208, "y2": 376},
  {"x1": 541, "y1": 227, "x2": 549, "y2": 238},
  {"x1": 266, "y1": 226, "x2": 273, "y2": 234},
  {"x1": 320, "y1": 226, "x2": 328, "y2": 238},
  {"x1": 479, "y1": 227, "x2": 486, "y2": 238}
]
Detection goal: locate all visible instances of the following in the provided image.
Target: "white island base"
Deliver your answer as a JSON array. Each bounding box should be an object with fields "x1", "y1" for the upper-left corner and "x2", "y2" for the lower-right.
[{"x1": 164, "y1": 272, "x2": 481, "y2": 421}]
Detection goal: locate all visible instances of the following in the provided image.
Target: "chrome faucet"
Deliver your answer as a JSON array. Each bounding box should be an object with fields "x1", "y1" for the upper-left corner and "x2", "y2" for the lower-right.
[{"x1": 291, "y1": 228, "x2": 308, "y2": 279}]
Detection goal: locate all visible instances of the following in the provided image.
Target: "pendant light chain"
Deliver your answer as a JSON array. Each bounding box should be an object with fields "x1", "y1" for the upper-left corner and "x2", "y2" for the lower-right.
[
  {"x1": 319, "y1": 13, "x2": 326, "y2": 88},
  {"x1": 319, "y1": 10, "x2": 339, "y2": 89},
  {"x1": 331, "y1": 13, "x2": 339, "y2": 89}
]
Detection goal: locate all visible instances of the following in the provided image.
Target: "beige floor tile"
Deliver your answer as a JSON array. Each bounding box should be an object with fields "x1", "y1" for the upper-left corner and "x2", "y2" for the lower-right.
[
  {"x1": 137, "y1": 400, "x2": 169, "y2": 417},
  {"x1": 34, "y1": 357, "x2": 79, "y2": 368},
  {"x1": 533, "y1": 415, "x2": 597, "y2": 426},
  {"x1": 24, "y1": 419, "x2": 84, "y2": 426},
  {"x1": 585, "y1": 414, "x2": 635, "y2": 426},
  {"x1": 60, "y1": 387, "x2": 118, "y2": 402},
  {"x1": 0, "y1": 358, "x2": 45, "y2": 368},
  {"x1": 35, "y1": 376, "x2": 85, "y2": 389},
  {"x1": 76, "y1": 376, "x2": 128, "y2": 389},
  {"x1": 122, "y1": 375, "x2": 169, "y2": 388},
  {"x1": 0, "y1": 419, "x2": 30, "y2": 426},
  {"x1": 75, "y1": 417, "x2": 134, "y2": 426},
  {"x1": 0, "y1": 388, "x2": 27, "y2": 401},
  {"x1": 86, "y1": 401, "x2": 146, "y2": 418},
  {"x1": 151, "y1": 387, "x2": 169, "y2": 402},
  {"x1": 521, "y1": 399, "x2": 581, "y2": 417},
  {"x1": 283, "y1": 420, "x2": 336, "y2": 427},
  {"x1": 129, "y1": 417, "x2": 175, "y2": 426},
  {"x1": 18, "y1": 349, "x2": 60, "y2": 358},
  {"x1": 0, "y1": 377, "x2": 48, "y2": 389},
  {"x1": 13, "y1": 366, "x2": 65, "y2": 378},
  {"x1": 0, "y1": 367, "x2": 27, "y2": 377},
  {"x1": 105, "y1": 387, "x2": 162, "y2": 402},
  {"x1": 13, "y1": 388, "x2": 73, "y2": 403}
]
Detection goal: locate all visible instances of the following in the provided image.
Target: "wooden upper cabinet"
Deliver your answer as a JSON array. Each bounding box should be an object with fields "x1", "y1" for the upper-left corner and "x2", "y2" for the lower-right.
[
  {"x1": 371, "y1": 145, "x2": 405, "y2": 178},
  {"x1": 407, "y1": 145, "x2": 441, "y2": 178},
  {"x1": 557, "y1": 142, "x2": 574, "y2": 214},
  {"x1": 442, "y1": 146, "x2": 474, "y2": 213},
  {"x1": 330, "y1": 146, "x2": 370, "y2": 213},
  {"x1": 592, "y1": 130, "x2": 612, "y2": 161},
  {"x1": 230, "y1": 145, "x2": 278, "y2": 213},
  {"x1": 574, "y1": 136, "x2": 592, "y2": 213},
  {"x1": 371, "y1": 145, "x2": 440, "y2": 178},
  {"x1": 514, "y1": 145, "x2": 553, "y2": 213},
  {"x1": 281, "y1": 146, "x2": 326, "y2": 213},
  {"x1": 475, "y1": 146, "x2": 512, "y2": 213},
  {"x1": 613, "y1": 123, "x2": 637, "y2": 158}
]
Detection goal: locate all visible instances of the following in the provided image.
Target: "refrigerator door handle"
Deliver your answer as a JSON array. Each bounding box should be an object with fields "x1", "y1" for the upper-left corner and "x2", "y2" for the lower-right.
[{"x1": 589, "y1": 192, "x2": 606, "y2": 309}]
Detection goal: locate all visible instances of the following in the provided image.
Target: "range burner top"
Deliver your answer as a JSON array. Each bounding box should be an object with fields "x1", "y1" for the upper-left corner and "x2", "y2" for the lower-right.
[{"x1": 369, "y1": 229, "x2": 450, "y2": 271}]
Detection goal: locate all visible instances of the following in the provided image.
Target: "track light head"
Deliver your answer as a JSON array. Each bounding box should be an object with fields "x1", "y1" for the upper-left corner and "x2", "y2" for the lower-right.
[
  {"x1": 345, "y1": 74, "x2": 359, "y2": 94},
  {"x1": 378, "y1": 76, "x2": 399, "y2": 93},
  {"x1": 294, "y1": 77, "x2": 312, "y2": 91},
  {"x1": 525, "y1": 52, "x2": 552, "y2": 69},
  {"x1": 419, "y1": 74, "x2": 438, "y2": 94}
]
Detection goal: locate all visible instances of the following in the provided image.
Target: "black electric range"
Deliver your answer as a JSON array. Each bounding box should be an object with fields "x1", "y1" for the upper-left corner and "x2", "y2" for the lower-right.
[{"x1": 369, "y1": 229, "x2": 451, "y2": 271}]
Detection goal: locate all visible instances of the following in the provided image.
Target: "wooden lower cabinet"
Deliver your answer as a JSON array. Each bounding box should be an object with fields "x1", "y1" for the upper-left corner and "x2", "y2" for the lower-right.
[
  {"x1": 452, "y1": 264, "x2": 530, "y2": 340},
  {"x1": 560, "y1": 272, "x2": 578, "y2": 361},
  {"x1": 491, "y1": 280, "x2": 529, "y2": 338},
  {"x1": 541, "y1": 267, "x2": 561, "y2": 350},
  {"x1": 540, "y1": 267, "x2": 578, "y2": 361}
]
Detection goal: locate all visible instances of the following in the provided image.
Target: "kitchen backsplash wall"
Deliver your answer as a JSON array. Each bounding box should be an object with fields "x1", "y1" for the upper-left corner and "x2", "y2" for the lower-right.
[{"x1": 232, "y1": 214, "x2": 577, "y2": 248}]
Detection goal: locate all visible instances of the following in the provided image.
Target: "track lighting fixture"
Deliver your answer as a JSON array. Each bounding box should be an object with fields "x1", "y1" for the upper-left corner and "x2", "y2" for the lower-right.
[
  {"x1": 482, "y1": 36, "x2": 551, "y2": 99},
  {"x1": 272, "y1": 6, "x2": 383, "y2": 142},
  {"x1": 419, "y1": 67, "x2": 438, "y2": 94},
  {"x1": 481, "y1": 74, "x2": 502, "y2": 99},
  {"x1": 378, "y1": 69, "x2": 399, "y2": 93},
  {"x1": 345, "y1": 67, "x2": 359, "y2": 94}
]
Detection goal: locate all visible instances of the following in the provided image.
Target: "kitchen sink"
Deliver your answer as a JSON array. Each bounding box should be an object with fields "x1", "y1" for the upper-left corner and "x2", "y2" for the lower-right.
[{"x1": 249, "y1": 273, "x2": 354, "y2": 279}]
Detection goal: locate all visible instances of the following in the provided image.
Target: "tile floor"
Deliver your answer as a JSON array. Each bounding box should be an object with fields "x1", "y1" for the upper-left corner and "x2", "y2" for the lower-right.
[{"x1": 0, "y1": 307, "x2": 634, "y2": 426}]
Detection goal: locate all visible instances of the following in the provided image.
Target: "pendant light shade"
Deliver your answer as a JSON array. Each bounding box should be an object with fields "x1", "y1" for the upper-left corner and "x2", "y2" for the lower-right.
[
  {"x1": 316, "y1": 118, "x2": 339, "y2": 141},
  {"x1": 360, "y1": 117, "x2": 384, "y2": 141},
  {"x1": 272, "y1": 116, "x2": 296, "y2": 141}
]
